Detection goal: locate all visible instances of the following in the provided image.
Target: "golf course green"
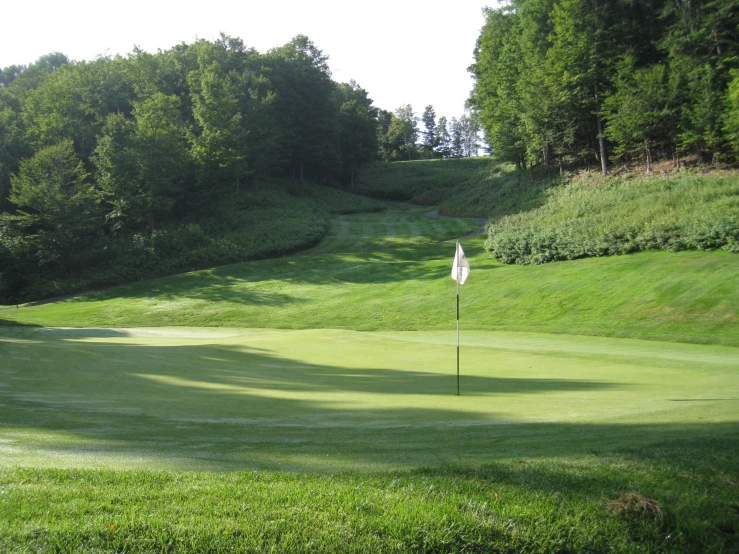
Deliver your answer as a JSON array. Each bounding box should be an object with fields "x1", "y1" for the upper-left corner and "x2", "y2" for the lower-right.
[
  {"x1": 1, "y1": 326, "x2": 737, "y2": 472},
  {"x1": 1, "y1": 204, "x2": 737, "y2": 552}
]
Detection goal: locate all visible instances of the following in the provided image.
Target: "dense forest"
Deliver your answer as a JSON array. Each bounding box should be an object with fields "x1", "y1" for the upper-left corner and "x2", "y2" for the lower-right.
[
  {"x1": 0, "y1": 34, "x2": 484, "y2": 303},
  {"x1": 468, "y1": 0, "x2": 739, "y2": 172}
]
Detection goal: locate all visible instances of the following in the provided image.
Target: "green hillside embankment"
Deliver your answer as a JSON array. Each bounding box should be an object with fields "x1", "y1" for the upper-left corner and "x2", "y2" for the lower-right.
[{"x1": 2, "y1": 205, "x2": 737, "y2": 346}]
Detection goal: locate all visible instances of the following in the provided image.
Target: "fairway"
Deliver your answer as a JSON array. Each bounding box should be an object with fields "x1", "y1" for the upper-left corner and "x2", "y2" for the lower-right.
[
  {"x1": 1, "y1": 326, "x2": 737, "y2": 471},
  {"x1": 2, "y1": 204, "x2": 738, "y2": 553}
]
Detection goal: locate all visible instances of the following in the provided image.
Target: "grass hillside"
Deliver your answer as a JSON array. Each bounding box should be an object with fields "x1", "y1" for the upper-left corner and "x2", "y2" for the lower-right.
[
  {"x1": 0, "y1": 182, "x2": 384, "y2": 304},
  {"x1": 487, "y1": 172, "x2": 738, "y2": 264},
  {"x1": 1, "y1": 169, "x2": 738, "y2": 552},
  {"x1": 355, "y1": 158, "x2": 555, "y2": 219},
  {"x1": 3, "y1": 206, "x2": 737, "y2": 346},
  {"x1": 355, "y1": 157, "x2": 500, "y2": 209},
  {"x1": 357, "y1": 158, "x2": 738, "y2": 264}
]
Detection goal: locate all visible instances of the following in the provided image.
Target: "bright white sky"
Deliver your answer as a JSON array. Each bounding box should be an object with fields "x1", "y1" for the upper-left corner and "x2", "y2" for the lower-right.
[{"x1": 1, "y1": 0, "x2": 494, "y2": 120}]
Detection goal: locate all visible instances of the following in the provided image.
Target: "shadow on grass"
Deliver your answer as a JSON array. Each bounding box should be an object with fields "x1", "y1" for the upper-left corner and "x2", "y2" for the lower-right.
[
  {"x1": 48, "y1": 207, "x2": 489, "y2": 305},
  {"x1": 1, "y1": 333, "x2": 735, "y2": 474},
  {"x1": 65, "y1": 239, "x2": 496, "y2": 308},
  {"x1": 0, "y1": 318, "x2": 40, "y2": 327}
]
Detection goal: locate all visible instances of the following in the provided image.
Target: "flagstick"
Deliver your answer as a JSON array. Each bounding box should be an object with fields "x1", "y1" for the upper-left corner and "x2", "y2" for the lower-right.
[{"x1": 456, "y1": 241, "x2": 460, "y2": 396}]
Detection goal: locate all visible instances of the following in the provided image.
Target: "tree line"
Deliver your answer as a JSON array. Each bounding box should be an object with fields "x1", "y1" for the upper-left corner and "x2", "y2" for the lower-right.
[
  {"x1": 377, "y1": 105, "x2": 483, "y2": 161},
  {"x1": 468, "y1": 0, "x2": 739, "y2": 173},
  {"x1": 0, "y1": 34, "x2": 484, "y2": 301},
  {"x1": 0, "y1": 35, "x2": 386, "y2": 297},
  {"x1": 0, "y1": 35, "x2": 379, "y2": 218}
]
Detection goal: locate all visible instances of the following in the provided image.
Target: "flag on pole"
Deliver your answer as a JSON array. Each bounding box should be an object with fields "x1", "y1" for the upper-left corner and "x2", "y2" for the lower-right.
[{"x1": 451, "y1": 242, "x2": 470, "y2": 285}]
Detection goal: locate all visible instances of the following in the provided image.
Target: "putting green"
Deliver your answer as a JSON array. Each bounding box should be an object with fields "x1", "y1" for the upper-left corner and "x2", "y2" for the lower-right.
[{"x1": 1, "y1": 327, "x2": 736, "y2": 472}]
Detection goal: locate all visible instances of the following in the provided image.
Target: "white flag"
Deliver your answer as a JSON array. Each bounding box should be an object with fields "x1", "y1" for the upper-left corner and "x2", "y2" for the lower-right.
[{"x1": 451, "y1": 242, "x2": 470, "y2": 285}]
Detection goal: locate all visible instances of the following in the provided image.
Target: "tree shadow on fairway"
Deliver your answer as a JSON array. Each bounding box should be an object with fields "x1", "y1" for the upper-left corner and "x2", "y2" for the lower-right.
[
  {"x1": 2, "y1": 333, "x2": 737, "y2": 472},
  {"x1": 64, "y1": 210, "x2": 494, "y2": 306},
  {"x1": 0, "y1": 318, "x2": 40, "y2": 327},
  {"x1": 66, "y1": 243, "x2": 499, "y2": 307}
]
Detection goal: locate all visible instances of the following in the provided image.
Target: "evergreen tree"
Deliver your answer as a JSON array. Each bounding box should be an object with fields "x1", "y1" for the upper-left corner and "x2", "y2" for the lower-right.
[
  {"x1": 421, "y1": 105, "x2": 438, "y2": 157},
  {"x1": 435, "y1": 116, "x2": 452, "y2": 158},
  {"x1": 450, "y1": 117, "x2": 464, "y2": 158},
  {"x1": 2, "y1": 140, "x2": 101, "y2": 270}
]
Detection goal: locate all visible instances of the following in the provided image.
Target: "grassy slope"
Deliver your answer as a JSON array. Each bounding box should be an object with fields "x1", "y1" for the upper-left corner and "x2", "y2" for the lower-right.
[
  {"x1": 355, "y1": 157, "x2": 555, "y2": 219},
  {"x1": 2, "y1": 206, "x2": 737, "y2": 346},
  {"x1": 1, "y1": 188, "x2": 738, "y2": 551},
  {"x1": 1, "y1": 182, "x2": 385, "y2": 303},
  {"x1": 355, "y1": 157, "x2": 501, "y2": 211},
  {"x1": 486, "y1": 172, "x2": 739, "y2": 264}
]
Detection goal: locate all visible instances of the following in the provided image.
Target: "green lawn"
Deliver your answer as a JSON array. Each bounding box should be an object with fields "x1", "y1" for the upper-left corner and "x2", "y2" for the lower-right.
[
  {"x1": 1, "y1": 327, "x2": 736, "y2": 472},
  {"x1": 1, "y1": 204, "x2": 738, "y2": 552},
  {"x1": 2, "y1": 206, "x2": 737, "y2": 346}
]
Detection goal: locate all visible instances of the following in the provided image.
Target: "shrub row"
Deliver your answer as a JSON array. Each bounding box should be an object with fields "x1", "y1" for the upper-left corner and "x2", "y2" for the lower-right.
[{"x1": 486, "y1": 173, "x2": 739, "y2": 264}]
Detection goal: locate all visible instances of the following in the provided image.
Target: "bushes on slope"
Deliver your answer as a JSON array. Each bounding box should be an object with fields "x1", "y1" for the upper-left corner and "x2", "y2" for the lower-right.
[
  {"x1": 486, "y1": 173, "x2": 739, "y2": 264},
  {"x1": 1, "y1": 184, "x2": 384, "y2": 303}
]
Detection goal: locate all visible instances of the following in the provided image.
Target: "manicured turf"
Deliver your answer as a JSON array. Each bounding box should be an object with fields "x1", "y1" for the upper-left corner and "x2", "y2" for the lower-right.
[
  {"x1": 1, "y1": 204, "x2": 738, "y2": 552},
  {"x1": 1, "y1": 327, "x2": 736, "y2": 472},
  {"x1": 2, "y1": 206, "x2": 737, "y2": 346}
]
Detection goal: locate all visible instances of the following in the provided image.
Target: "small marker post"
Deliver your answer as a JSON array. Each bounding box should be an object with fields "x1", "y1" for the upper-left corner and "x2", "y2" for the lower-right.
[{"x1": 451, "y1": 240, "x2": 469, "y2": 396}]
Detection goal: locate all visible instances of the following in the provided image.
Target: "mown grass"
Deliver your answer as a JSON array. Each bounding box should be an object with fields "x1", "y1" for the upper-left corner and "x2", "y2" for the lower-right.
[
  {"x1": 2, "y1": 327, "x2": 736, "y2": 471},
  {"x1": 1, "y1": 326, "x2": 737, "y2": 552},
  {"x1": 2, "y1": 206, "x2": 737, "y2": 346},
  {"x1": 1, "y1": 198, "x2": 738, "y2": 552}
]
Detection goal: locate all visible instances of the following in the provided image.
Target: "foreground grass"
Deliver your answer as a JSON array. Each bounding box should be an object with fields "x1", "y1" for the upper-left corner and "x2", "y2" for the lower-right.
[
  {"x1": 2, "y1": 206, "x2": 737, "y2": 346},
  {"x1": 2, "y1": 436, "x2": 738, "y2": 553},
  {"x1": 0, "y1": 327, "x2": 737, "y2": 551},
  {"x1": 1, "y1": 203, "x2": 737, "y2": 552}
]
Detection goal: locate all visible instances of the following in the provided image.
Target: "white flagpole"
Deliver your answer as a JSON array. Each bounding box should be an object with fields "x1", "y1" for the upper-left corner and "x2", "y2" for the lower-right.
[
  {"x1": 451, "y1": 240, "x2": 469, "y2": 396},
  {"x1": 456, "y1": 241, "x2": 460, "y2": 396}
]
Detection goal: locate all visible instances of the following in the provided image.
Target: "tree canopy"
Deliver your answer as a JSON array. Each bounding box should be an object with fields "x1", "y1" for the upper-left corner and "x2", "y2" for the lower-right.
[{"x1": 468, "y1": 0, "x2": 739, "y2": 171}]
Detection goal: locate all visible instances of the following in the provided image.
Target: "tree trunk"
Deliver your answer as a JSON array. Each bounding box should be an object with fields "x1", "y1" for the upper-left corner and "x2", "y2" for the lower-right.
[
  {"x1": 594, "y1": 88, "x2": 608, "y2": 175},
  {"x1": 299, "y1": 162, "x2": 304, "y2": 183}
]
